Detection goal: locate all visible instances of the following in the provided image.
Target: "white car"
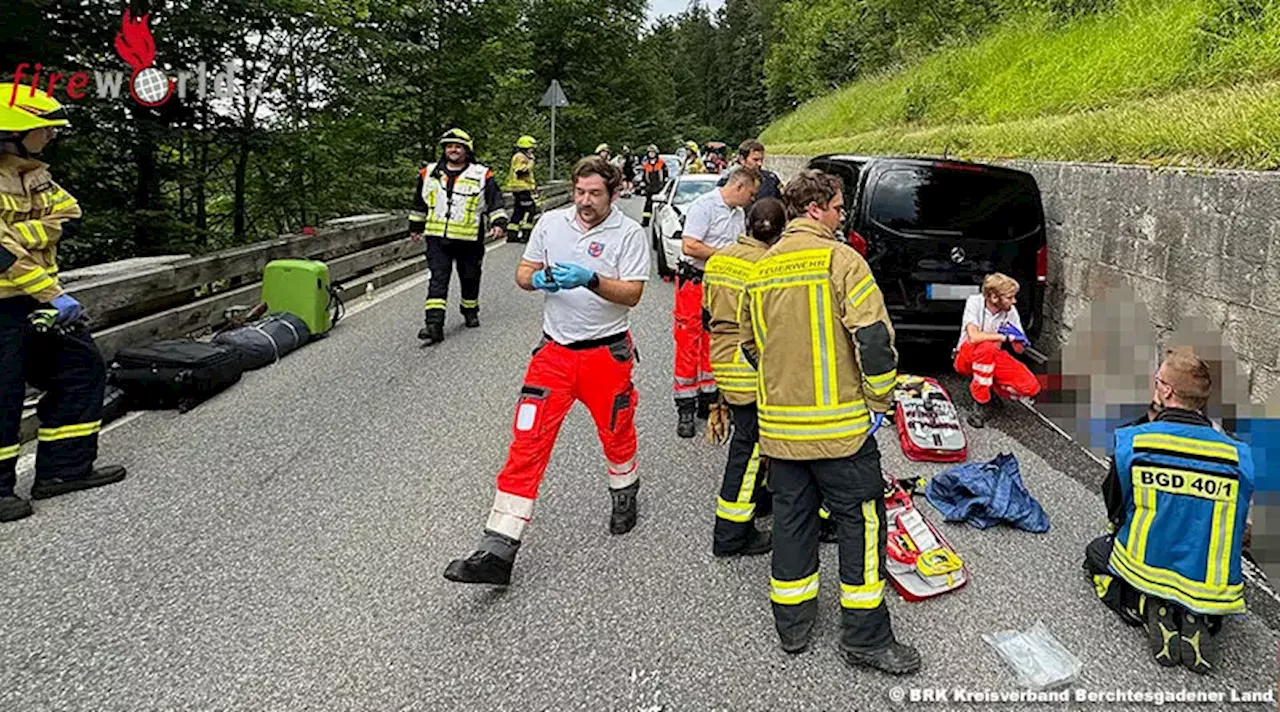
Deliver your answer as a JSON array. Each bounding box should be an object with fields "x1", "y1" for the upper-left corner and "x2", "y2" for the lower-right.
[{"x1": 651, "y1": 173, "x2": 721, "y2": 278}]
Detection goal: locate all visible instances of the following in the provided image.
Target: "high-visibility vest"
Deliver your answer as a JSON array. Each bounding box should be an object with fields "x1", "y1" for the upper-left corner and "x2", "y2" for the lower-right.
[
  {"x1": 1110, "y1": 421, "x2": 1254, "y2": 615},
  {"x1": 420, "y1": 162, "x2": 492, "y2": 241}
]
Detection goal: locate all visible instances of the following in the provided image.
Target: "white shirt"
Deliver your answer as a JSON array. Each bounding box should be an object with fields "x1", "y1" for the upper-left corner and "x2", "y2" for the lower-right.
[
  {"x1": 679, "y1": 188, "x2": 744, "y2": 270},
  {"x1": 957, "y1": 294, "x2": 1024, "y2": 350},
  {"x1": 523, "y1": 205, "x2": 650, "y2": 344}
]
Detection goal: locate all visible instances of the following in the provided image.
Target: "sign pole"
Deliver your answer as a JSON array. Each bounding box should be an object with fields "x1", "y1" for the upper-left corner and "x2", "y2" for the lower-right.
[
  {"x1": 539, "y1": 79, "x2": 569, "y2": 184},
  {"x1": 550, "y1": 104, "x2": 556, "y2": 183}
]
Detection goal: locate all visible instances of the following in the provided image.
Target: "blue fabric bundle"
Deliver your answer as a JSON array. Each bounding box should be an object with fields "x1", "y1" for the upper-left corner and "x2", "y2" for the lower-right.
[{"x1": 925, "y1": 453, "x2": 1050, "y2": 532}]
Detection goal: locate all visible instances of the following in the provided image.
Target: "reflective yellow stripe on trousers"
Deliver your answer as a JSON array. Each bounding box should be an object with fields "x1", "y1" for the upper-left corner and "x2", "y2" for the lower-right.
[
  {"x1": 716, "y1": 443, "x2": 761, "y2": 523},
  {"x1": 770, "y1": 572, "x2": 820, "y2": 605},
  {"x1": 37, "y1": 421, "x2": 102, "y2": 442},
  {"x1": 0, "y1": 444, "x2": 20, "y2": 461},
  {"x1": 840, "y1": 500, "x2": 885, "y2": 609}
]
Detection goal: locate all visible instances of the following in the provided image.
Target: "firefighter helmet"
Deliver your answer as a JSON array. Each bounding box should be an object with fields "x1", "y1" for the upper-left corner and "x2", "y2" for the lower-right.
[
  {"x1": 439, "y1": 128, "x2": 474, "y2": 151},
  {"x1": 0, "y1": 82, "x2": 71, "y2": 133},
  {"x1": 595, "y1": 143, "x2": 610, "y2": 154},
  {"x1": 684, "y1": 140, "x2": 699, "y2": 153},
  {"x1": 646, "y1": 144, "x2": 659, "y2": 154},
  {"x1": 515, "y1": 135, "x2": 537, "y2": 149}
]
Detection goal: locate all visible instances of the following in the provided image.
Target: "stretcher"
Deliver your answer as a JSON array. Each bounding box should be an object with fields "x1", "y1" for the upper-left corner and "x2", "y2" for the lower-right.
[
  {"x1": 892, "y1": 375, "x2": 968, "y2": 463},
  {"x1": 883, "y1": 472, "x2": 969, "y2": 601}
]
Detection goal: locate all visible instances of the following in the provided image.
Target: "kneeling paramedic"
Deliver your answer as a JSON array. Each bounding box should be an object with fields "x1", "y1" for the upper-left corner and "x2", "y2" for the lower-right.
[
  {"x1": 0, "y1": 82, "x2": 126, "y2": 523},
  {"x1": 953, "y1": 272, "x2": 1041, "y2": 428},
  {"x1": 1083, "y1": 346, "x2": 1253, "y2": 675},
  {"x1": 444, "y1": 156, "x2": 650, "y2": 586},
  {"x1": 741, "y1": 169, "x2": 920, "y2": 675},
  {"x1": 409, "y1": 128, "x2": 508, "y2": 345},
  {"x1": 702, "y1": 197, "x2": 785, "y2": 557}
]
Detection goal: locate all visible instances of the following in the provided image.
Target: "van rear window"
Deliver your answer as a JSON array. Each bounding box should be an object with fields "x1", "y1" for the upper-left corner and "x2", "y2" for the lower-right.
[{"x1": 868, "y1": 168, "x2": 1041, "y2": 239}]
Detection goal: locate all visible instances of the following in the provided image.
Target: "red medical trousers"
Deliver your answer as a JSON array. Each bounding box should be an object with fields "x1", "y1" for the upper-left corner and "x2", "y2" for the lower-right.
[
  {"x1": 673, "y1": 275, "x2": 714, "y2": 406},
  {"x1": 485, "y1": 333, "x2": 639, "y2": 542},
  {"x1": 954, "y1": 340, "x2": 1041, "y2": 404}
]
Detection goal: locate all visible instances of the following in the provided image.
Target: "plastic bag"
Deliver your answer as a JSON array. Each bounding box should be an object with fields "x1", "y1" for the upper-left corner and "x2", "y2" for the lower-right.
[{"x1": 982, "y1": 620, "x2": 1082, "y2": 691}]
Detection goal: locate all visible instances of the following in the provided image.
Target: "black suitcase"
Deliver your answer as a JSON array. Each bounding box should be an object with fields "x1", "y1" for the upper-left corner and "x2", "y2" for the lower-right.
[{"x1": 109, "y1": 340, "x2": 243, "y2": 413}]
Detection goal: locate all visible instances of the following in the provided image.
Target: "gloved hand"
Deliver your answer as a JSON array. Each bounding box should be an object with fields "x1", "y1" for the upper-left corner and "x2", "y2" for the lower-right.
[
  {"x1": 51, "y1": 294, "x2": 84, "y2": 325},
  {"x1": 550, "y1": 262, "x2": 596, "y2": 290},
  {"x1": 869, "y1": 411, "x2": 886, "y2": 436},
  {"x1": 998, "y1": 322, "x2": 1030, "y2": 346},
  {"x1": 531, "y1": 268, "x2": 560, "y2": 293}
]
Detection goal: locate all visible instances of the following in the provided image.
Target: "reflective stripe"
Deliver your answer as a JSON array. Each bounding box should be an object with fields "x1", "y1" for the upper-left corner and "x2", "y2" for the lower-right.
[
  {"x1": 972, "y1": 363, "x2": 995, "y2": 374},
  {"x1": 704, "y1": 275, "x2": 744, "y2": 290},
  {"x1": 840, "y1": 580, "x2": 885, "y2": 609},
  {"x1": 460, "y1": 299, "x2": 479, "y2": 308},
  {"x1": 862, "y1": 499, "x2": 880, "y2": 588},
  {"x1": 15, "y1": 221, "x2": 47, "y2": 249},
  {"x1": 37, "y1": 420, "x2": 102, "y2": 442},
  {"x1": 738, "y1": 443, "x2": 760, "y2": 502},
  {"x1": 0, "y1": 444, "x2": 19, "y2": 461},
  {"x1": 0, "y1": 265, "x2": 57, "y2": 288},
  {"x1": 609, "y1": 457, "x2": 639, "y2": 489},
  {"x1": 425, "y1": 299, "x2": 447, "y2": 310},
  {"x1": 818, "y1": 507, "x2": 830, "y2": 520},
  {"x1": 1094, "y1": 573, "x2": 1113, "y2": 599},
  {"x1": 51, "y1": 198, "x2": 78, "y2": 213},
  {"x1": 750, "y1": 272, "x2": 827, "y2": 291},
  {"x1": 1207, "y1": 499, "x2": 1236, "y2": 589},
  {"x1": 493, "y1": 490, "x2": 536, "y2": 519},
  {"x1": 488, "y1": 490, "x2": 536, "y2": 541},
  {"x1": 770, "y1": 573, "x2": 820, "y2": 605},
  {"x1": 807, "y1": 284, "x2": 836, "y2": 407},
  {"x1": 1132, "y1": 433, "x2": 1239, "y2": 463},
  {"x1": 847, "y1": 273, "x2": 877, "y2": 308},
  {"x1": 1110, "y1": 544, "x2": 1244, "y2": 614},
  {"x1": 864, "y1": 369, "x2": 898, "y2": 397},
  {"x1": 758, "y1": 400, "x2": 868, "y2": 423},
  {"x1": 1129, "y1": 477, "x2": 1158, "y2": 563},
  {"x1": 758, "y1": 419, "x2": 870, "y2": 441},
  {"x1": 716, "y1": 497, "x2": 755, "y2": 522},
  {"x1": 973, "y1": 375, "x2": 993, "y2": 387}
]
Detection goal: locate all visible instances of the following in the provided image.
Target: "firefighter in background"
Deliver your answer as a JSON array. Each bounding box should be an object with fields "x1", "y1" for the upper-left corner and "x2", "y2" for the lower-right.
[
  {"x1": 443, "y1": 156, "x2": 650, "y2": 586},
  {"x1": 741, "y1": 169, "x2": 920, "y2": 674},
  {"x1": 410, "y1": 128, "x2": 509, "y2": 345},
  {"x1": 1083, "y1": 346, "x2": 1253, "y2": 675},
  {"x1": 620, "y1": 146, "x2": 636, "y2": 198},
  {"x1": 0, "y1": 82, "x2": 127, "y2": 523},
  {"x1": 596, "y1": 143, "x2": 611, "y2": 163},
  {"x1": 507, "y1": 135, "x2": 538, "y2": 244},
  {"x1": 702, "y1": 197, "x2": 785, "y2": 557},
  {"x1": 682, "y1": 141, "x2": 707, "y2": 174},
  {"x1": 673, "y1": 167, "x2": 760, "y2": 438},
  {"x1": 640, "y1": 145, "x2": 667, "y2": 228}
]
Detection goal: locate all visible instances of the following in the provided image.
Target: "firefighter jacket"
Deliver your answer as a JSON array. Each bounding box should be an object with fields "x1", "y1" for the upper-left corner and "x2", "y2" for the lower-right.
[
  {"x1": 409, "y1": 161, "x2": 509, "y2": 241},
  {"x1": 507, "y1": 151, "x2": 536, "y2": 192},
  {"x1": 702, "y1": 234, "x2": 768, "y2": 406},
  {"x1": 0, "y1": 154, "x2": 79, "y2": 303},
  {"x1": 1108, "y1": 409, "x2": 1254, "y2": 615},
  {"x1": 740, "y1": 218, "x2": 898, "y2": 461},
  {"x1": 642, "y1": 157, "x2": 666, "y2": 195}
]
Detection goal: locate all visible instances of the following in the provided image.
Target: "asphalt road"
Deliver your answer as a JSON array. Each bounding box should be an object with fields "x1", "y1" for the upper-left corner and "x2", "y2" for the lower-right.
[{"x1": 1, "y1": 197, "x2": 1275, "y2": 712}]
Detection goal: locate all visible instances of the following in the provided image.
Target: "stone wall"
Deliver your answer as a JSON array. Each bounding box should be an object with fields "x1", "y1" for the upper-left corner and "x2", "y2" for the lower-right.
[{"x1": 766, "y1": 155, "x2": 1280, "y2": 404}]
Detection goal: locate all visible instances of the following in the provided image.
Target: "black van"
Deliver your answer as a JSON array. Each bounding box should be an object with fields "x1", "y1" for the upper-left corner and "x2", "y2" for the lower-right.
[{"x1": 806, "y1": 155, "x2": 1047, "y2": 344}]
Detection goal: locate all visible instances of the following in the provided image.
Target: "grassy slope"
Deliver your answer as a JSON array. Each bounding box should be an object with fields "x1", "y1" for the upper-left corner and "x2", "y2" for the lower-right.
[{"x1": 760, "y1": 0, "x2": 1280, "y2": 169}]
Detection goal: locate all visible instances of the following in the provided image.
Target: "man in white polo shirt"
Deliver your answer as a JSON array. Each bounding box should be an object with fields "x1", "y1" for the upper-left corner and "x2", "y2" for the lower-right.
[
  {"x1": 672, "y1": 166, "x2": 760, "y2": 438},
  {"x1": 444, "y1": 156, "x2": 650, "y2": 586}
]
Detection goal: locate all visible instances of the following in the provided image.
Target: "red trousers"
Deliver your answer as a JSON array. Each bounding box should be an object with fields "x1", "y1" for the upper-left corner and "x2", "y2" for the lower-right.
[
  {"x1": 673, "y1": 276, "x2": 714, "y2": 403},
  {"x1": 487, "y1": 334, "x2": 639, "y2": 542},
  {"x1": 954, "y1": 340, "x2": 1041, "y2": 404}
]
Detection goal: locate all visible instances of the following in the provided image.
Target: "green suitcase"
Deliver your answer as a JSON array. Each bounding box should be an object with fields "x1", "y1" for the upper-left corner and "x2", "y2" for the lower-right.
[{"x1": 261, "y1": 259, "x2": 334, "y2": 336}]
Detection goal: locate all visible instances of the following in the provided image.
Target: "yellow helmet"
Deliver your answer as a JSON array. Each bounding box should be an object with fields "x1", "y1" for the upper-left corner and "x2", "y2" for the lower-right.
[
  {"x1": 516, "y1": 135, "x2": 537, "y2": 149},
  {"x1": 684, "y1": 140, "x2": 699, "y2": 153},
  {"x1": 0, "y1": 82, "x2": 71, "y2": 133},
  {"x1": 439, "y1": 127, "x2": 474, "y2": 151},
  {"x1": 595, "y1": 143, "x2": 610, "y2": 154}
]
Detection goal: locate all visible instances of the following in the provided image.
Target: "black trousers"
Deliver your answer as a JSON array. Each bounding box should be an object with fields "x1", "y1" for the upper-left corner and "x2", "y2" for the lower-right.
[
  {"x1": 1082, "y1": 535, "x2": 1224, "y2": 634},
  {"x1": 714, "y1": 403, "x2": 766, "y2": 552},
  {"x1": 0, "y1": 296, "x2": 106, "y2": 494},
  {"x1": 769, "y1": 437, "x2": 895, "y2": 652},
  {"x1": 642, "y1": 193, "x2": 655, "y2": 227},
  {"x1": 510, "y1": 192, "x2": 537, "y2": 243},
  {"x1": 424, "y1": 236, "x2": 485, "y2": 325}
]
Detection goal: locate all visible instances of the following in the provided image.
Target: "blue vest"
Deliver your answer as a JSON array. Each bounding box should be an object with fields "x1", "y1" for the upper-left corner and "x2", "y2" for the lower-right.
[{"x1": 1110, "y1": 419, "x2": 1254, "y2": 614}]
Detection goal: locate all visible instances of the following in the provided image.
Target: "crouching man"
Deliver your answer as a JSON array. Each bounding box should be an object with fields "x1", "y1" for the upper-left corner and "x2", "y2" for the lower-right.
[
  {"x1": 953, "y1": 272, "x2": 1040, "y2": 428},
  {"x1": 1083, "y1": 346, "x2": 1254, "y2": 675}
]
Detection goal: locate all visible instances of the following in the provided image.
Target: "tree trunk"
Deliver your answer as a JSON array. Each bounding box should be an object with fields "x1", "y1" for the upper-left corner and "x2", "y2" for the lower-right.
[{"x1": 233, "y1": 135, "x2": 250, "y2": 241}]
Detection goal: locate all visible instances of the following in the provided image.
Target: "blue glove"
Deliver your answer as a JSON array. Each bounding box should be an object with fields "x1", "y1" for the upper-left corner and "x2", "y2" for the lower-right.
[
  {"x1": 51, "y1": 294, "x2": 84, "y2": 325},
  {"x1": 531, "y1": 269, "x2": 560, "y2": 293},
  {"x1": 550, "y1": 262, "x2": 596, "y2": 290},
  {"x1": 998, "y1": 322, "x2": 1030, "y2": 346},
  {"x1": 869, "y1": 411, "x2": 886, "y2": 436}
]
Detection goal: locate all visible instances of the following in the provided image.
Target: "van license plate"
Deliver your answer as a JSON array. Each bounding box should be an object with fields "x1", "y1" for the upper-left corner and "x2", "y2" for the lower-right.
[{"x1": 927, "y1": 284, "x2": 980, "y2": 300}]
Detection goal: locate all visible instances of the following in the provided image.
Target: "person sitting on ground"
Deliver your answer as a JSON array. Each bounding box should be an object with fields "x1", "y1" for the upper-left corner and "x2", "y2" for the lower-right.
[
  {"x1": 1083, "y1": 346, "x2": 1254, "y2": 675},
  {"x1": 953, "y1": 272, "x2": 1041, "y2": 428}
]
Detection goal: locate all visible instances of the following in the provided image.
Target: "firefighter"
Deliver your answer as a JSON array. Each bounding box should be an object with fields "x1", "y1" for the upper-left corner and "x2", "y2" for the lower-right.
[
  {"x1": 717, "y1": 139, "x2": 782, "y2": 202},
  {"x1": 0, "y1": 82, "x2": 127, "y2": 523},
  {"x1": 702, "y1": 197, "x2": 786, "y2": 557},
  {"x1": 507, "y1": 135, "x2": 538, "y2": 244},
  {"x1": 682, "y1": 141, "x2": 707, "y2": 175},
  {"x1": 741, "y1": 169, "x2": 920, "y2": 674},
  {"x1": 596, "y1": 143, "x2": 611, "y2": 163},
  {"x1": 409, "y1": 128, "x2": 509, "y2": 345},
  {"x1": 1083, "y1": 346, "x2": 1253, "y2": 675},
  {"x1": 673, "y1": 167, "x2": 760, "y2": 438},
  {"x1": 620, "y1": 146, "x2": 636, "y2": 198},
  {"x1": 443, "y1": 156, "x2": 650, "y2": 586},
  {"x1": 640, "y1": 145, "x2": 667, "y2": 228}
]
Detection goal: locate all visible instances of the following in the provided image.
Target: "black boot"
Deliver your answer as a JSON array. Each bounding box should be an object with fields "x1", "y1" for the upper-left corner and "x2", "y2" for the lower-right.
[
  {"x1": 676, "y1": 406, "x2": 696, "y2": 438},
  {"x1": 845, "y1": 641, "x2": 923, "y2": 676},
  {"x1": 714, "y1": 527, "x2": 772, "y2": 558},
  {"x1": 696, "y1": 392, "x2": 715, "y2": 420},
  {"x1": 30, "y1": 465, "x2": 127, "y2": 501},
  {"x1": 1179, "y1": 611, "x2": 1217, "y2": 675},
  {"x1": 609, "y1": 482, "x2": 639, "y2": 535},
  {"x1": 418, "y1": 322, "x2": 444, "y2": 345},
  {"x1": 0, "y1": 495, "x2": 33, "y2": 523},
  {"x1": 443, "y1": 550, "x2": 514, "y2": 586},
  {"x1": 966, "y1": 399, "x2": 991, "y2": 429},
  {"x1": 463, "y1": 312, "x2": 480, "y2": 329},
  {"x1": 1145, "y1": 599, "x2": 1183, "y2": 667}
]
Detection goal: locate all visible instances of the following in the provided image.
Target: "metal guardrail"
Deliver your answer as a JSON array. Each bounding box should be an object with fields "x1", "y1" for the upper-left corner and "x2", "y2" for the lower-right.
[{"x1": 18, "y1": 183, "x2": 573, "y2": 443}]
